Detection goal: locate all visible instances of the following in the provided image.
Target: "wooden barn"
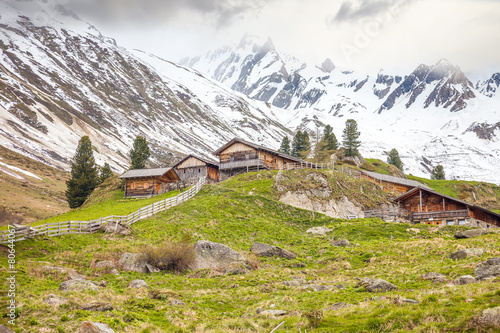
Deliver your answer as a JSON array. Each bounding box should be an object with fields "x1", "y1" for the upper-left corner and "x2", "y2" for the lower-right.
[
  {"x1": 394, "y1": 187, "x2": 500, "y2": 228},
  {"x1": 213, "y1": 138, "x2": 313, "y2": 179},
  {"x1": 359, "y1": 170, "x2": 432, "y2": 195},
  {"x1": 173, "y1": 155, "x2": 220, "y2": 183},
  {"x1": 119, "y1": 168, "x2": 179, "y2": 198}
]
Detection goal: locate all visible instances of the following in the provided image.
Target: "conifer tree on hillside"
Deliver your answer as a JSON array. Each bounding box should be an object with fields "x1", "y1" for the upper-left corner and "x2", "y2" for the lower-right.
[
  {"x1": 99, "y1": 162, "x2": 114, "y2": 184},
  {"x1": 65, "y1": 136, "x2": 99, "y2": 209},
  {"x1": 431, "y1": 165, "x2": 446, "y2": 180},
  {"x1": 387, "y1": 148, "x2": 404, "y2": 171},
  {"x1": 279, "y1": 136, "x2": 291, "y2": 155},
  {"x1": 315, "y1": 125, "x2": 339, "y2": 163},
  {"x1": 291, "y1": 131, "x2": 311, "y2": 158},
  {"x1": 130, "y1": 135, "x2": 150, "y2": 170},
  {"x1": 342, "y1": 119, "x2": 361, "y2": 157}
]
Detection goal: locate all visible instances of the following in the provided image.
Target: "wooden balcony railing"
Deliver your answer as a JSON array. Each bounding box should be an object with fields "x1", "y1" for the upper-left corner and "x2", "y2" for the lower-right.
[{"x1": 411, "y1": 210, "x2": 469, "y2": 221}]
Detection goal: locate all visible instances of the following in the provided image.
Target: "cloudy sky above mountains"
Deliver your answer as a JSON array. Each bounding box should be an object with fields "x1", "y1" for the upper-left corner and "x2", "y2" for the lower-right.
[{"x1": 23, "y1": 0, "x2": 500, "y2": 77}]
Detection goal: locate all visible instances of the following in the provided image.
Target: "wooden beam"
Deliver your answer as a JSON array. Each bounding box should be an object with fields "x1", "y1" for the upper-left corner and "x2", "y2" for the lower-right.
[{"x1": 419, "y1": 189, "x2": 422, "y2": 213}]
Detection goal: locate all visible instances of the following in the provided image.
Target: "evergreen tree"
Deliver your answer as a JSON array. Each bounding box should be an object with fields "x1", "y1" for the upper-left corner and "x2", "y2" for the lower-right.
[
  {"x1": 130, "y1": 135, "x2": 150, "y2": 169},
  {"x1": 321, "y1": 125, "x2": 339, "y2": 151},
  {"x1": 65, "y1": 136, "x2": 99, "y2": 208},
  {"x1": 431, "y1": 165, "x2": 446, "y2": 180},
  {"x1": 279, "y1": 136, "x2": 291, "y2": 155},
  {"x1": 387, "y1": 148, "x2": 404, "y2": 171},
  {"x1": 342, "y1": 119, "x2": 361, "y2": 157},
  {"x1": 291, "y1": 131, "x2": 311, "y2": 158},
  {"x1": 99, "y1": 163, "x2": 114, "y2": 184}
]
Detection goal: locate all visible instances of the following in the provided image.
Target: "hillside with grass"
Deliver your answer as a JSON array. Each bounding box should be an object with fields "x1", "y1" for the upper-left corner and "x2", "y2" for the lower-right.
[
  {"x1": 1, "y1": 172, "x2": 500, "y2": 332},
  {"x1": 0, "y1": 145, "x2": 69, "y2": 225}
]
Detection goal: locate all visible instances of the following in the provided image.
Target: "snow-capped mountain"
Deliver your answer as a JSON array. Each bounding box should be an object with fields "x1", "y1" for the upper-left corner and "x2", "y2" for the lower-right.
[
  {"x1": 181, "y1": 35, "x2": 500, "y2": 184},
  {"x1": 0, "y1": 3, "x2": 290, "y2": 172}
]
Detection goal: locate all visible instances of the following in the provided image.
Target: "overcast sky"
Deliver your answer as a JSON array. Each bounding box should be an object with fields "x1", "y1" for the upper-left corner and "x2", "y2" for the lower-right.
[{"x1": 54, "y1": 0, "x2": 500, "y2": 78}]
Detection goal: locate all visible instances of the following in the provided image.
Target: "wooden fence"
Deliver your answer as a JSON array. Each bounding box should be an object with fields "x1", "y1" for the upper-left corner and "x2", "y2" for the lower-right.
[{"x1": 0, "y1": 177, "x2": 207, "y2": 244}]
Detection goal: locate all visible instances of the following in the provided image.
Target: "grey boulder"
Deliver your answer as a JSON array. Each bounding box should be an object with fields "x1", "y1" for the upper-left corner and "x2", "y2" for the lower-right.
[
  {"x1": 331, "y1": 239, "x2": 350, "y2": 247},
  {"x1": 128, "y1": 279, "x2": 149, "y2": 289},
  {"x1": 118, "y1": 253, "x2": 148, "y2": 273},
  {"x1": 250, "y1": 242, "x2": 297, "y2": 259},
  {"x1": 102, "y1": 222, "x2": 131, "y2": 235},
  {"x1": 454, "y1": 275, "x2": 476, "y2": 285},
  {"x1": 191, "y1": 241, "x2": 246, "y2": 271},
  {"x1": 81, "y1": 302, "x2": 113, "y2": 312},
  {"x1": 448, "y1": 248, "x2": 483, "y2": 260},
  {"x1": 421, "y1": 272, "x2": 447, "y2": 283},
  {"x1": 44, "y1": 294, "x2": 68, "y2": 306},
  {"x1": 454, "y1": 229, "x2": 490, "y2": 239},
  {"x1": 356, "y1": 278, "x2": 397, "y2": 292},
  {"x1": 59, "y1": 279, "x2": 98, "y2": 292},
  {"x1": 478, "y1": 306, "x2": 500, "y2": 328},
  {"x1": 79, "y1": 321, "x2": 115, "y2": 333},
  {"x1": 475, "y1": 258, "x2": 500, "y2": 280}
]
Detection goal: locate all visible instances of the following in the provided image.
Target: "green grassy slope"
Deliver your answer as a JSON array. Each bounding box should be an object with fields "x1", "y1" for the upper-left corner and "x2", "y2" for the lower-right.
[{"x1": 2, "y1": 175, "x2": 500, "y2": 332}]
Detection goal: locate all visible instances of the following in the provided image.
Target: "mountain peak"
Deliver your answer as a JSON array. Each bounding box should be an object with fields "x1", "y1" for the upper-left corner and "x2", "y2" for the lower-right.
[
  {"x1": 318, "y1": 58, "x2": 335, "y2": 73},
  {"x1": 237, "y1": 33, "x2": 266, "y2": 50}
]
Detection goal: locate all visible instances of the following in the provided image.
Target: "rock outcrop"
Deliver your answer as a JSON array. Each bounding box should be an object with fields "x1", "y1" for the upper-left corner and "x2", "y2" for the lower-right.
[
  {"x1": 102, "y1": 222, "x2": 131, "y2": 235},
  {"x1": 191, "y1": 241, "x2": 246, "y2": 271},
  {"x1": 474, "y1": 258, "x2": 500, "y2": 280},
  {"x1": 454, "y1": 229, "x2": 490, "y2": 239},
  {"x1": 128, "y1": 279, "x2": 149, "y2": 289},
  {"x1": 250, "y1": 243, "x2": 297, "y2": 259},
  {"x1": 478, "y1": 307, "x2": 500, "y2": 328},
  {"x1": 448, "y1": 248, "x2": 483, "y2": 260},
  {"x1": 59, "y1": 279, "x2": 98, "y2": 292},
  {"x1": 355, "y1": 278, "x2": 397, "y2": 292},
  {"x1": 118, "y1": 253, "x2": 148, "y2": 273}
]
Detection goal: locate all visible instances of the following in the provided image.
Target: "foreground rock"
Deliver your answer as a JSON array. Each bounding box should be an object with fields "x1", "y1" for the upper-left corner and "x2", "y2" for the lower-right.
[
  {"x1": 259, "y1": 310, "x2": 287, "y2": 317},
  {"x1": 42, "y1": 265, "x2": 85, "y2": 280},
  {"x1": 171, "y1": 299, "x2": 186, "y2": 306},
  {"x1": 79, "y1": 321, "x2": 115, "y2": 333},
  {"x1": 356, "y1": 278, "x2": 397, "y2": 292},
  {"x1": 475, "y1": 258, "x2": 500, "y2": 280},
  {"x1": 0, "y1": 325, "x2": 15, "y2": 333},
  {"x1": 95, "y1": 261, "x2": 115, "y2": 269},
  {"x1": 422, "y1": 272, "x2": 447, "y2": 283},
  {"x1": 102, "y1": 222, "x2": 131, "y2": 235},
  {"x1": 191, "y1": 241, "x2": 246, "y2": 271},
  {"x1": 302, "y1": 284, "x2": 332, "y2": 292},
  {"x1": 306, "y1": 227, "x2": 333, "y2": 236},
  {"x1": 128, "y1": 279, "x2": 149, "y2": 289},
  {"x1": 59, "y1": 279, "x2": 98, "y2": 292},
  {"x1": 448, "y1": 248, "x2": 484, "y2": 260},
  {"x1": 44, "y1": 294, "x2": 69, "y2": 306},
  {"x1": 478, "y1": 307, "x2": 500, "y2": 328},
  {"x1": 250, "y1": 242, "x2": 297, "y2": 259},
  {"x1": 454, "y1": 229, "x2": 490, "y2": 239},
  {"x1": 81, "y1": 302, "x2": 113, "y2": 312},
  {"x1": 454, "y1": 275, "x2": 476, "y2": 285},
  {"x1": 118, "y1": 253, "x2": 148, "y2": 273},
  {"x1": 331, "y1": 239, "x2": 350, "y2": 247}
]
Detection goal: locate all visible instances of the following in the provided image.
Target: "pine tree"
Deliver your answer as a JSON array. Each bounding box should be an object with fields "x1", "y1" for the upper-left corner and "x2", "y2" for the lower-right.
[
  {"x1": 431, "y1": 165, "x2": 446, "y2": 180},
  {"x1": 130, "y1": 135, "x2": 150, "y2": 170},
  {"x1": 279, "y1": 136, "x2": 291, "y2": 155},
  {"x1": 292, "y1": 131, "x2": 311, "y2": 158},
  {"x1": 321, "y1": 125, "x2": 339, "y2": 151},
  {"x1": 387, "y1": 148, "x2": 404, "y2": 171},
  {"x1": 342, "y1": 119, "x2": 361, "y2": 157},
  {"x1": 65, "y1": 136, "x2": 99, "y2": 209},
  {"x1": 99, "y1": 163, "x2": 114, "y2": 184}
]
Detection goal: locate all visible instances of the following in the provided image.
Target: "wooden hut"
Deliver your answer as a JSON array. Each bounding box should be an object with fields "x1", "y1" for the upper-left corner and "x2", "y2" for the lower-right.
[
  {"x1": 358, "y1": 170, "x2": 432, "y2": 195},
  {"x1": 394, "y1": 187, "x2": 500, "y2": 228},
  {"x1": 173, "y1": 155, "x2": 219, "y2": 183},
  {"x1": 119, "y1": 168, "x2": 179, "y2": 198},
  {"x1": 213, "y1": 137, "x2": 313, "y2": 179}
]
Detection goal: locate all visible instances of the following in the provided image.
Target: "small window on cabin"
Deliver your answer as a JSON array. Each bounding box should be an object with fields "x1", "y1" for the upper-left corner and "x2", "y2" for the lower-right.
[
  {"x1": 130, "y1": 182, "x2": 136, "y2": 190},
  {"x1": 183, "y1": 170, "x2": 186, "y2": 173},
  {"x1": 199, "y1": 168, "x2": 201, "y2": 173},
  {"x1": 446, "y1": 220, "x2": 454, "y2": 225},
  {"x1": 274, "y1": 158, "x2": 277, "y2": 163},
  {"x1": 458, "y1": 219, "x2": 466, "y2": 225},
  {"x1": 487, "y1": 224, "x2": 490, "y2": 228},
  {"x1": 144, "y1": 183, "x2": 149, "y2": 189}
]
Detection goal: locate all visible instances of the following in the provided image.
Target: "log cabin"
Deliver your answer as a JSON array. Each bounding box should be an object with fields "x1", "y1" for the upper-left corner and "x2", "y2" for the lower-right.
[
  {"x1": 119, "y1": 167, "x2": 180, "y2": 198},
  {"x1": 359, "y1": 170, "x2": 432, "y2": 195},
  {"x1": 173, "y1": 155, "x2": 220, "y2": 183},
  {"x1": 394, "y1": 187, "x2": 500, "y2": 228},
  {"x1": 213, "y1": 137, "x2": 313, "y2": 180}
]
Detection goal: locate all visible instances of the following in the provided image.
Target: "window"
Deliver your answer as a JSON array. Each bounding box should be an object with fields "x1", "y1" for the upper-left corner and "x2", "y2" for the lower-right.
[
  {"x1": 183, "y1": 170, "x2": 185, "y2": 173},
  {"x1": 199, "y1": 168, "x2": 201, "y2": 173},
  {"x1": 446, "y1": 220, "x2": 454, "y2": 225},
  {"x1": 458, "y1": 219, "x2": 466, "y2": 225}
]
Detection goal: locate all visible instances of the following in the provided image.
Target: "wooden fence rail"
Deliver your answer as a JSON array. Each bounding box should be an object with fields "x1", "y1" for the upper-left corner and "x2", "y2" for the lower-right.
[{"x1": 0, "y1": 177, "x2": 207, "y2": 244}]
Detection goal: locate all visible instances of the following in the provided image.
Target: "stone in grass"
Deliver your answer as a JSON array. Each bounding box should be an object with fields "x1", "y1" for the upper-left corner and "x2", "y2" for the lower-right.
[
  {"x1": 302, "y1": 284, "x2": 332, "y2": 292},
  {"x1": 191, "y1": 241, "x2": 246, "y2": 271},
  {"x1": 355, "y1": 278, "x2": 397, "y2": 293},
  {"x1": 454, "y1": 275, "x2": 476, "y2": 285},
  {"x1": 44, "y1": 294, "x2": 68, "y2": 306},
  {"x1": 393, "y1": 296, "x2": 419, "y2": 304},
  {"x1": 0, "y1": 325, "x2": 14, "y2": 333},
  {"x1": 448, "y1": 248, "x2": 484, "y2": 260},
  {"x1": 259, "y1": 309, "x2": 287, "y2": 317},
  {"x1": 78, "y1": 321, "x2": 115, "y2": 333},
  {"x1": 102, "y1": 221, "x2": 131, "y2": 235},
  {"x1": 118, "y1": 253, "x2": 148, "y2": 273},
  {"x1": 95, "y1": 261, "x2": 115, "y2": 269},
  {"x1": 478, "y1": 306, "x2": 500, "y2": 328},
  {"x1": 283, "y1": 279, "x2": 306, "y2": 287},
  {"x1": 454, "y1": 229, "x2": 490, "y2": 239},
  {"x1": 250, "y1": 243, "x2": 297, "y2": 259},
  {"x1": 170, "y1": 299, "x2": 186, "y2": 306},
  {"x1": 42, "y1": 265, "x2": 85, "y2": 280},
  {"x1": 59, "y1": 279, "x2": 98, "y2": 292},
  {"x1": 331, "y1": 239, "x2": 350, "y2": 247},
  {"x1": 128, "y1": 279, "x2": 149, "y2": 289},
  {"x1": 421, "y1": 272, "x2": 447, "y2": 283},
  {"x1": 475, "y1": 258, "x2": 500, "y2": 280},
  {"x1": 81, "y1": 302, "x2": 113, "y2": 312},
  {"x1": 306, "y1": 226, "x2": 333, "y2": 236},
  {"x1": 325, "y1": 302, "x2": 353, "y2": 311}
]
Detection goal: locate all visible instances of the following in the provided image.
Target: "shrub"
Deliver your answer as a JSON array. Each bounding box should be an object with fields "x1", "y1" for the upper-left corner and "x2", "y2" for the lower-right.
[
  {"x1": 143, "y1": 241, "x2": 195, "y2": 273},
  {"x1": 303, "y1": 309, "x2": 323, "y2": 329}
]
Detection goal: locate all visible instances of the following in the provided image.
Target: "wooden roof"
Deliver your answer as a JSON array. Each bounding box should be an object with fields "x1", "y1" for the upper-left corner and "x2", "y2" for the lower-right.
[
  {"x1": 361, "y1": 170, "x2": 432, "y2": 190},
  {"x1": 172, "y1": 154, "x2": 219, "y2": 169},
  {"x1": 394, "y1": 186, "x2": 500, "y2": 220},
  {"x1": 119, "y1": 167, "x2": 175, "y2": 179},
  {"x1": 213, "y1": 137, "x2": 306, "y2": 164}
]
